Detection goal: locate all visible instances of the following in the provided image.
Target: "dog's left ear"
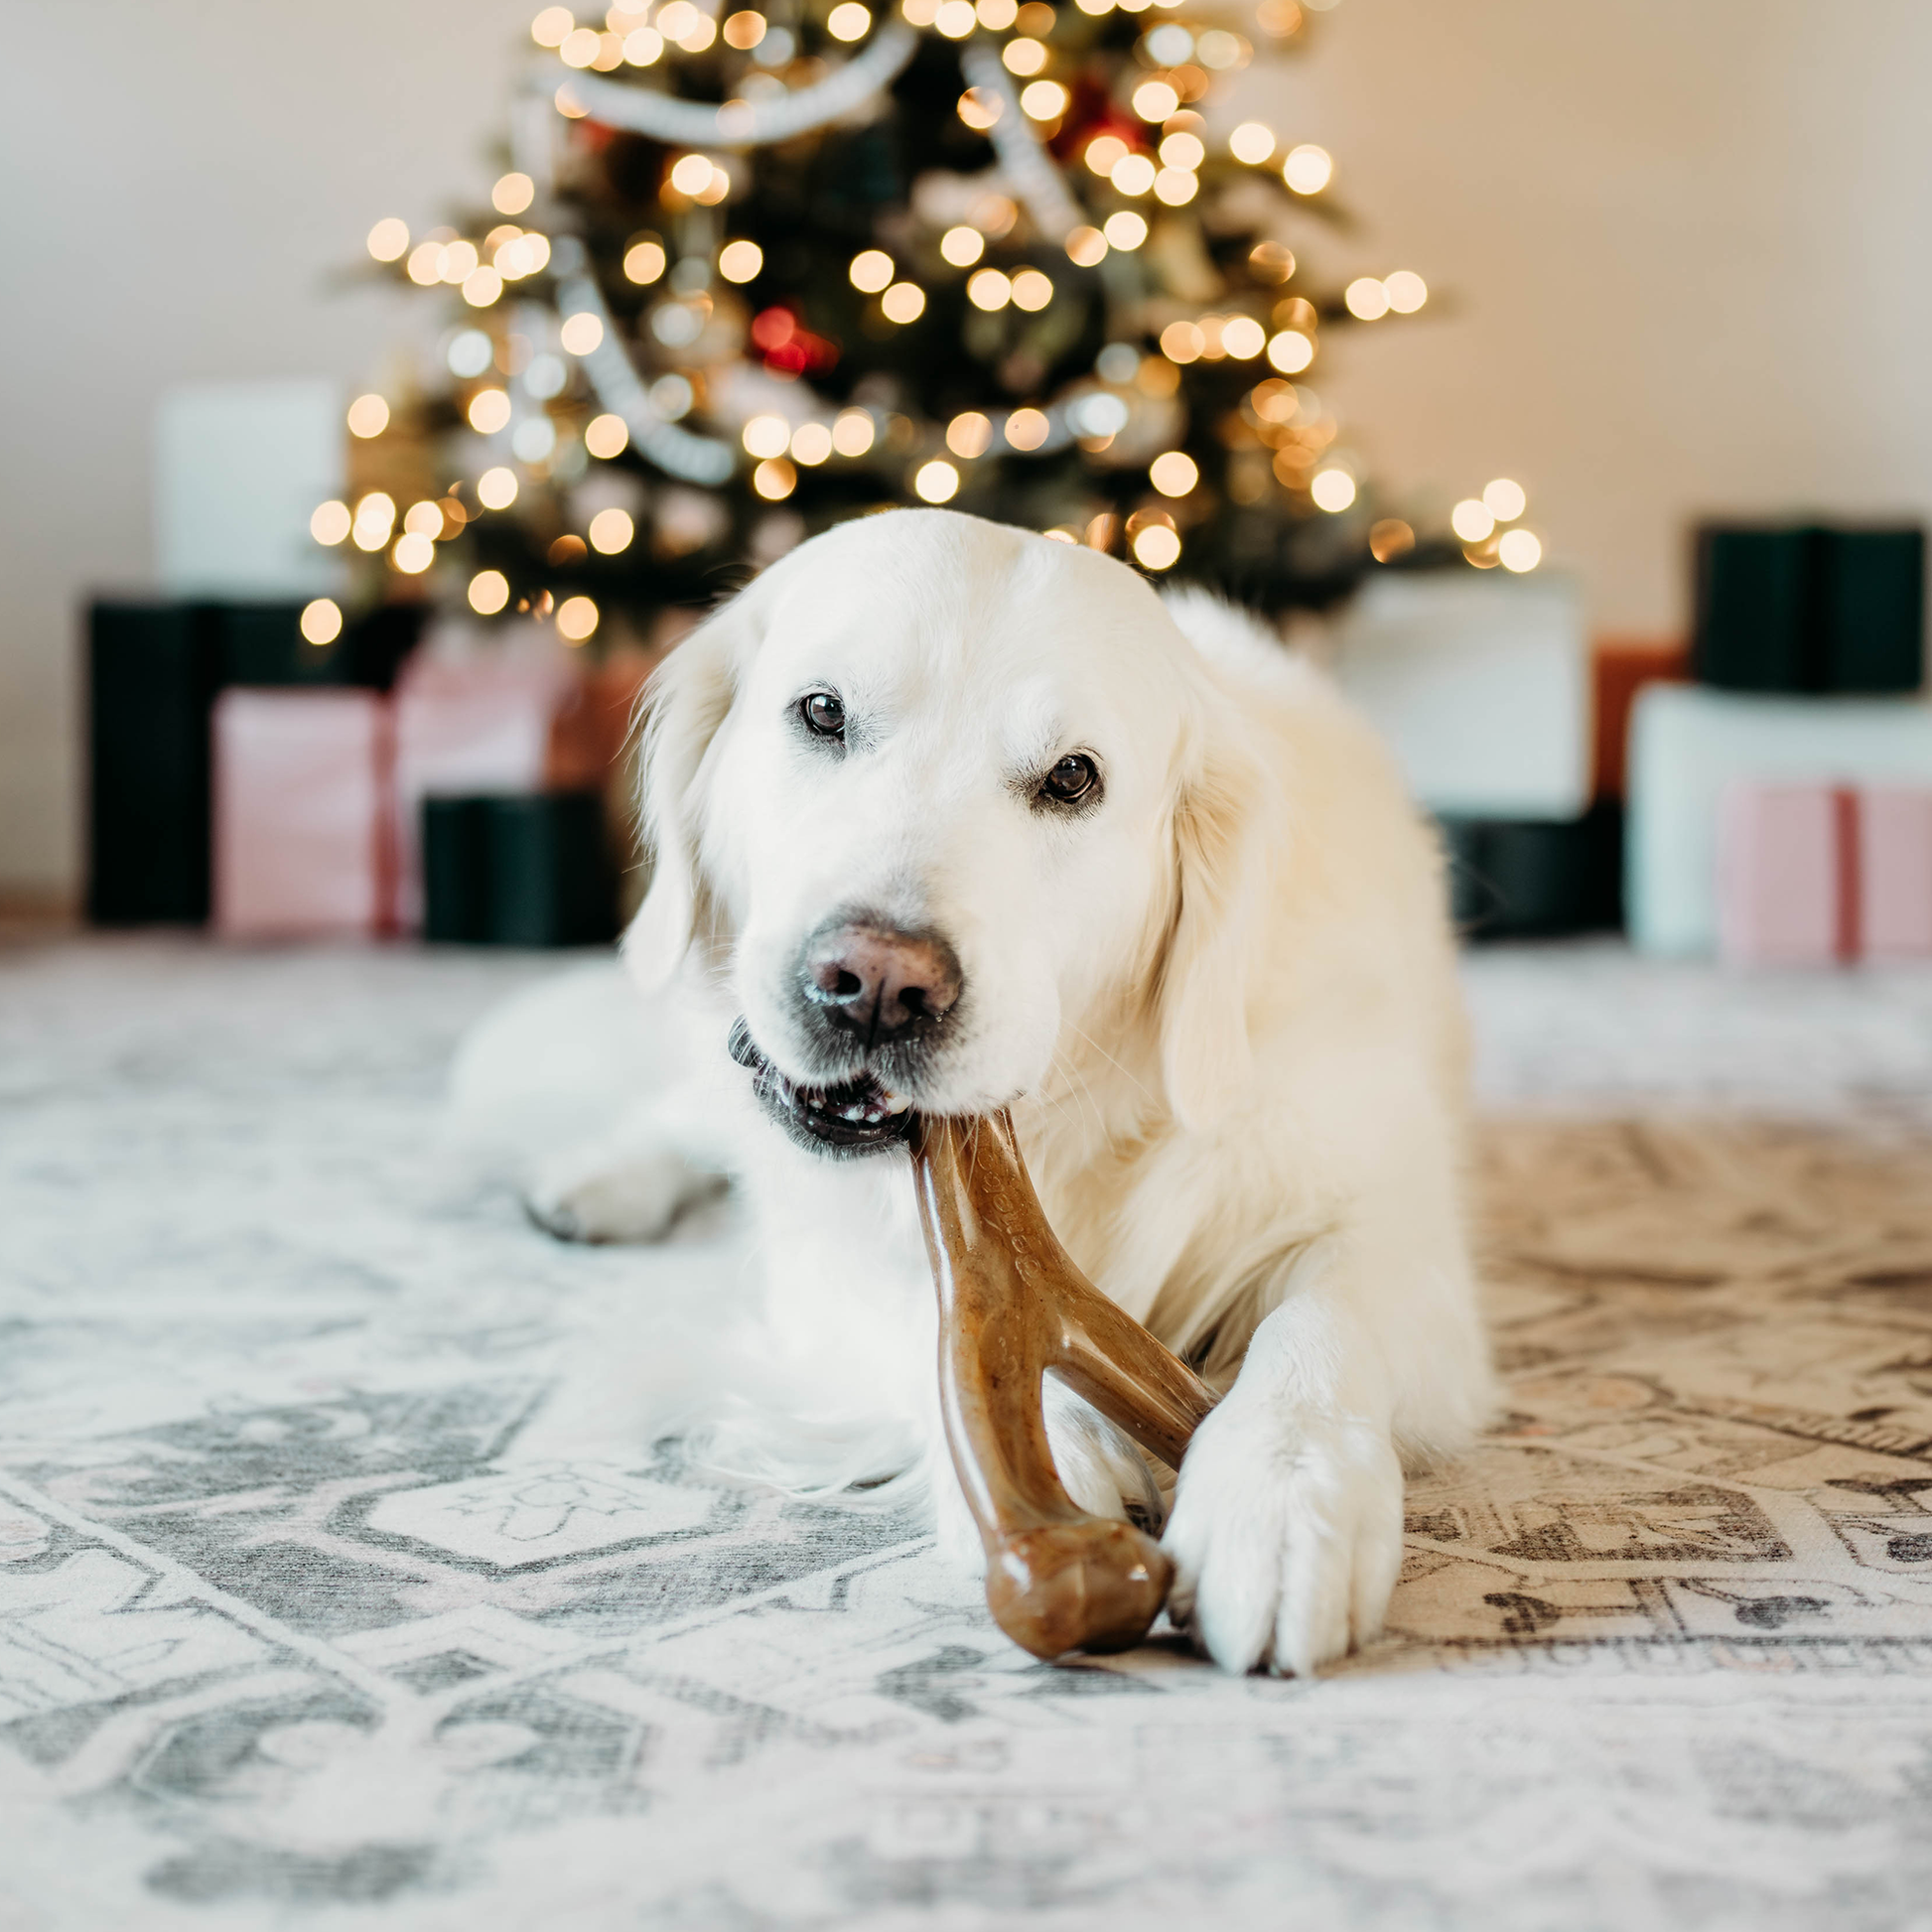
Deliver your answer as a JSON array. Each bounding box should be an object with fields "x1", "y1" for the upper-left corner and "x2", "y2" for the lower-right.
[
  {"x1": 1156, "y1": 716, "x2": 1269, "y2": 1132},
  {"x1": 621, "y1": 596, "x2": 756, "y2": 992}
]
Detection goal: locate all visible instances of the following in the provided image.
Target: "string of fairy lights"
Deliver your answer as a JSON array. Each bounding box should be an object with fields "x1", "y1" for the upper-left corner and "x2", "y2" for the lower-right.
[{"x1": 301, "y1": 0, "x2": 1541, "y2": 647}]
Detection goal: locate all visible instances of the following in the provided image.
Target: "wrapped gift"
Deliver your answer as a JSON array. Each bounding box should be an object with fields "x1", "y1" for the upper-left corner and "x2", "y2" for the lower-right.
[
  {"x1": 1440, "y1": 806, "x2": 1622, "y2": 939},
  {"x1": 1693, "y1": 524, "x2": 1924, "y2": 695},
  {"x1": 211, "y1": 689, "x2": 390, "y2": 938},
  {"x1": 421, "y1": 793, "x2": 616, "y2": 947},
  {"x1": 1626, "y1": 684, "x2": 1932, "y2": 954},
  {"x1": 390, "y1": 649, "x2": 585, "y2": 929},
  {"x1": 1718, "y1": 782, "x2": 1932, "y2": 965},
  {"x1": 1863, "y1": 787, "x2": 1932, "y2": 959},
  {"x1": 1591, "y1": 636, "x2": 1687, "y2": 800},
  {"x1": 1716, "y1": 785, "x2": 1847, "y2": 966},
  {"x1": 87, "y1": 602, "x2": 221, "y2": 924},
  {"x1": 1330, "y1": 572, "x2": 1590, "y2": 819}
]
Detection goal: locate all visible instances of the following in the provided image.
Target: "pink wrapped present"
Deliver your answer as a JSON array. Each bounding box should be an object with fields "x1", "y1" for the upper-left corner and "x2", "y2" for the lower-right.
[
  {"x1": 1863, "y1": 787, "x2": 1932, "y2": 959},
  {"x1": 390, "y1": 651, "x2": 584, "y2": 929},
  {"x1": 212, "y1": 690, "x2": 391, "y2": 939},
  {"x1": 1718, "y1": 781, "x2": 1932, "y2": 965}
]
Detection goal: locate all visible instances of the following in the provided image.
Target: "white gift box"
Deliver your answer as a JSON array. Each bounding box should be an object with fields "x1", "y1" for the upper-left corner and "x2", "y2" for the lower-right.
[
  {"x1": 1628, "y1": 683, "x2": 1932, "y2": 955},
  {"x1": 1328, "y1": 572, "x2": 1590, "y2": 819},
  {"x1": 154, "y1": 379, "x2": 343, "y2": 599}
]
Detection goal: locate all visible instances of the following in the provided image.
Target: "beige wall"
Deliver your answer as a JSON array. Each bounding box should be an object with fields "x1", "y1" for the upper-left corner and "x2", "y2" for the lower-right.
[
  {"x1": 1259, "y1": 0, "x2": 1932, "y2": 635},
  {"x1": 4, "y1": 0, "x2": 1928, "y2": 894}
]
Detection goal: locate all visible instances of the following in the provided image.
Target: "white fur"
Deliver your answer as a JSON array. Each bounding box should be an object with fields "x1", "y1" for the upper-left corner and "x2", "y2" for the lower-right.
[{"x1": 462, "y1": 509, "x2": 1494, "y2": 1674}]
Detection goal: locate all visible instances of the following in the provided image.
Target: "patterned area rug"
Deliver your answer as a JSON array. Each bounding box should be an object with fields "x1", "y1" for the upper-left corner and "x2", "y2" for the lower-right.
[{"x1": 4, "y1": 939, "x2": 1932, "y2": 1931}]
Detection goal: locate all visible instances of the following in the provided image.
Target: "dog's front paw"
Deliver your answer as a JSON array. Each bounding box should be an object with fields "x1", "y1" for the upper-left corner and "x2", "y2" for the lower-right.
[
  {"x1": 1163, "y1": 1398, "x2": 1403, "y2": 1676},
  {"x1": 525, "y1": 1137, "x2": 725, "y2": 1244}
]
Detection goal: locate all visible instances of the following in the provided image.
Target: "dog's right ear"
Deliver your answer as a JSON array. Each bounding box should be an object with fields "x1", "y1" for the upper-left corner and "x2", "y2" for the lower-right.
[{"x1": 621, "y1": 596, "x2": 755, "y2": 992}]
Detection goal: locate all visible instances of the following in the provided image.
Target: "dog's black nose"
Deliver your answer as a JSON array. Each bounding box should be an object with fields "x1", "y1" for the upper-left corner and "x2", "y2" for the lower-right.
[{"x1": 802, "y1": 921, "x2": 962, "y2": 1041}]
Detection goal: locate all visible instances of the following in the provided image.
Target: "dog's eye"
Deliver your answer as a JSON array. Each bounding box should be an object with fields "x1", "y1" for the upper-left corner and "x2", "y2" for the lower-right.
[
  {"x1": 800, "y1": 691, "x2": 845, "y2": 739},
  {"x1": 1040, "y1": 754, "x2": 1098, "y2": 805}
]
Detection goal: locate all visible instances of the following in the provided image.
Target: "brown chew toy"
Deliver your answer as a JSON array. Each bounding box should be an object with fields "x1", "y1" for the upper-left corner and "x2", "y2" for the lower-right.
[{"x1": 910, "y1": 1110, "x2": 1218, "y2": 1659}]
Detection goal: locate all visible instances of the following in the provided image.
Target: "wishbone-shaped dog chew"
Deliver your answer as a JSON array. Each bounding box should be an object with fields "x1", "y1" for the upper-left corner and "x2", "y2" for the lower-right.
[{"x1": 910, "y1": 1110, "x2": 1218, "y2": 1660}]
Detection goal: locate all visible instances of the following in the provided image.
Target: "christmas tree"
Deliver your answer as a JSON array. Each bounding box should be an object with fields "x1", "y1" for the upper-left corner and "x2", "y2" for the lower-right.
[{"x1": 319, "y1": 0, "x2": 1543, "y2": 652}]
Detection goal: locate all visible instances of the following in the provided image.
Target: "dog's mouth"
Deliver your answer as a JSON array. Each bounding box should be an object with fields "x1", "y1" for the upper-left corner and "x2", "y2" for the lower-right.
[{"x1": 728, "y1": 1018, "x2": 916, "y2": 1154}]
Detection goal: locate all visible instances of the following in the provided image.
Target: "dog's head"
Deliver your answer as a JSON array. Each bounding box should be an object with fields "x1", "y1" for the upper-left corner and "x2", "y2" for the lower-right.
[{"x1": 625, "y1": 509, "x2": 1265, "y2": 1156}]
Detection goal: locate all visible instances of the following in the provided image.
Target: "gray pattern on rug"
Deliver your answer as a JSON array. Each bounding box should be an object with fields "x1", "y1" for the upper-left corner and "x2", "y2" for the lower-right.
[{"x1": 4, "y1": 939, "x2": 1932, "y2": 1931}]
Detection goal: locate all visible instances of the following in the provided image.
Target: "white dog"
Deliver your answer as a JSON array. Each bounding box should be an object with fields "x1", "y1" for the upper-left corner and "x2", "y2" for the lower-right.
[{"x1": 470, "y1": 507, "x2": 1493, "y2": 1676}]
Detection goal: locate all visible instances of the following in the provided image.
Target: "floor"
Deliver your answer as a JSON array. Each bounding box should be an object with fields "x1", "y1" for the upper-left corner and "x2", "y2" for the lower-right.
[{"x1": 3, "y1": 935, "x2": 1932, "y2": 1931}]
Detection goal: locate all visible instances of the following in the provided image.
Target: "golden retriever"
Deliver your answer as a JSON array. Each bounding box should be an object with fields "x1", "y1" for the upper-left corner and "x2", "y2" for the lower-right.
[{"x1": 464, "y1": 506, "x2": 1493, "y2": 1674}]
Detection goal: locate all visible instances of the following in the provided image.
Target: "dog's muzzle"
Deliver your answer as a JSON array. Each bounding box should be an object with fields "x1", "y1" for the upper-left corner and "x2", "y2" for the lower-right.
[{"x1": 728, "y1": 1016, "x2": 917, "y2": 1156}]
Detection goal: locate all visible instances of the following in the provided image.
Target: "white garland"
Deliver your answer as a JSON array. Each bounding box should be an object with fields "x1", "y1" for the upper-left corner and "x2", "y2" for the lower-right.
[
  {"x1": 557, "y1": 271, "x2": 739, "y2": 485},
  {"x1": 560, "y1": 22, "x2": 920, "y2": 148},
  {"x1": 957, "y1": 44, "x2": 1086, "y2": 242},
  {"x1": 543, "y1": 28, "x2": 1105, "y2": 489}
]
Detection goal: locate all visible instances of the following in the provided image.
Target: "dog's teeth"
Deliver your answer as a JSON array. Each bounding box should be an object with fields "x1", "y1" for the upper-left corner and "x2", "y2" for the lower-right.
[{"x1": 883, "y1": 1093, "x2": 911, "y2": 1114}]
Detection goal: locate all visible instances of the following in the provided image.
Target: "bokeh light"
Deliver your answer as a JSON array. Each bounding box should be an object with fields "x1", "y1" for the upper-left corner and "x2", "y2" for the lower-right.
[
  {"x1": 1131, "y1": 524, "x2": 1180, "y2": 569},
  {"x1": 476, "y1": 467, "x2": 519, "y2": 509},
  {"x1": 967, "y1": 268, "x2": 1012, "y2": 311},
  {"x1": 467, "y1": 389, "x2": 512, "y2": 434},
  {"x1": 310, "y1": 500, "x2": 351, "y2": 546},
  {"x1": 1311, "y1": 469, "x2": 1356, "y2": 512},
  {"x1": 365, "y1": 217, "x2": 409, "y2": 262},
  {"x1": 1131, "y1": 80, "x2": 1179, "y2": 121},
  {"x1": 1498, "y1": 528, "x2": 1542, "y2": 572},
  {"x1": 1150, "y1": 450, "x2": 1199, "y2": 496},
  {"x1": 753, "y1": 457, "x2": 797, "y2": 499},
  {"x1": 468, "y1": 569, "x2": 510, "y2": 615},
  {"x1": 791, "y1": 422, "x2": 834, "y2": 465},
  {"x1": 589, "y1": 507, "x2": 634, "y2": 553},
  {"x1": 1221, "y1": 316, "x2": 1265, "y2": 358},
  {"x1": 1267, "y1": 329, "x2": 1314, "y2": 373},
  {"x1": 940, "y1": 226, "x2": 985, "y2": 267},
  {"x1": 1010, "y1": 268, "x2": 1053, "y2": 311},
  {"x1": 1229, "y1": 121, "x2": 1276, "y2": 164},
  {"x1": 299, "y1": 598, "x2": 343, "y2": 644},
  {"x1": 1344, "y1": 277, "x2": 1389, "y2": 321},
  {"x1": 624, "y1": 238, "x2": 667, "y2": 284},
  {"x1": 556, "y1": 596, "x2": 600, "y2": 641},
  {"x1": 1383, "y1": 269, "x2": 1428, "y2": 313},
  {"x1": 1283, "y1": 144, "x2": 1332, "y2": 194},
  {"x1": 1483, "y1": 477, "x2": 1528, "y2": 522},
  {"x1": 346, "y1": 393, "x2": 389, "y2": 439},
  {"x1": 1005, "y1": 408, "x2": 1049, "y2": 451},
  {"x1": 492, "y1": 173, "x2": 535, "y2": 214},
  {"x1": 741, "y1": 415, "x2": 790, "y2": 460},
  {"x1": 832, "y1": 409, "x2": 876, "y2": 456},
  {"x1": 946, "y1": 412, "x2": 993, "y2": 458},
  {"x1": 585, "y1": 412, "x2": 629, "y2": 458},
  {"x1": 913, "y1": 459, "x2": 960, "y2": 502}
]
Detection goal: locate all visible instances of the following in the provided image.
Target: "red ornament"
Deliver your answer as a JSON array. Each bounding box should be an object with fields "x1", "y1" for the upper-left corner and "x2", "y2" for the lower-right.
[{"x1": 751, "y1": 306, "x2": 839, "y2": 375}]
